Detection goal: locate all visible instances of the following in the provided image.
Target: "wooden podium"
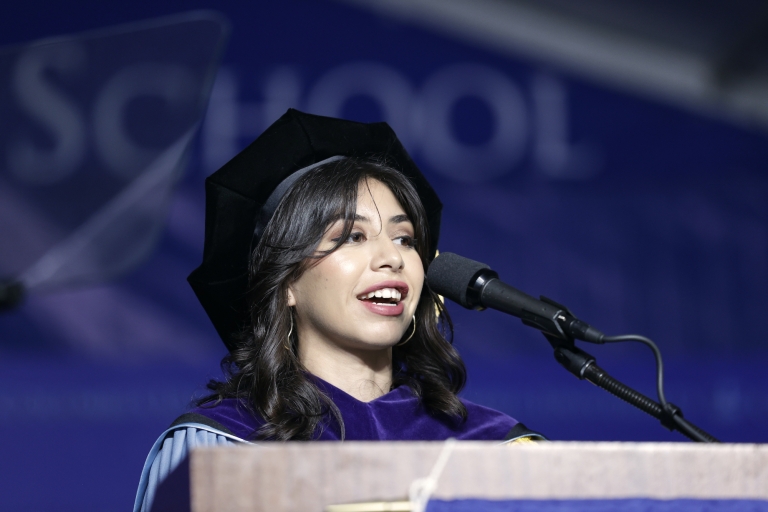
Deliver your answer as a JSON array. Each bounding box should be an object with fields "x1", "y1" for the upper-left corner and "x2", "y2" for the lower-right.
[{"x1": 153, "y1": 442, "x2": 768, "y2": 512}]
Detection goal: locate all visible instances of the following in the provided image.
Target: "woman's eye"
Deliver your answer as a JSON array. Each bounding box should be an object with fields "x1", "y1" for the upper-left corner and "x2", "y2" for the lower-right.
[
  {"x1": 346, "y1": 232, "x2": 365, "y2": 243},
  {"x1": 394, "y1": 235, "x2": 416, "y2": 248},
  {"x1": 331, "y1": 231, "x2": 366, "y2": 244}
]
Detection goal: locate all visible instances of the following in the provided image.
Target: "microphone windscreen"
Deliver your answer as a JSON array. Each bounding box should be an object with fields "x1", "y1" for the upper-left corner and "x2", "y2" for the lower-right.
[{"x1": 426, "y1": 252, "x2": 490, "y2": 308}]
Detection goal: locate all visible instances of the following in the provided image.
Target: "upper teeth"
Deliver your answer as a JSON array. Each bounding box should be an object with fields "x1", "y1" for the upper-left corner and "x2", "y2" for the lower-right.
[{"x1": 359, "y1": 288, "x2": 402, "y2": 301}]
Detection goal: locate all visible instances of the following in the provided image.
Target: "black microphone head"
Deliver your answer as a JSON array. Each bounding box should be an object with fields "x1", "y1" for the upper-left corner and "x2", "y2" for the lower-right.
[{"x1": 426, "y1": 252, "x2": 494, "y2": 308}]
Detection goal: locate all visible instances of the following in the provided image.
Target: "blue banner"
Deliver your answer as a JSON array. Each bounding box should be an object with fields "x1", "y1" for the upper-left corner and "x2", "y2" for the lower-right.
[{"x1": 0, "y1": 1, "x2": 767, "y2": 510}]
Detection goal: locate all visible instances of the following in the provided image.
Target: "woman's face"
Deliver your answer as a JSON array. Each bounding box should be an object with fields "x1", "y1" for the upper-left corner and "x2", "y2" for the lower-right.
[{"x1": 287, "y1": 179, "x2": 424, "y2": 353}]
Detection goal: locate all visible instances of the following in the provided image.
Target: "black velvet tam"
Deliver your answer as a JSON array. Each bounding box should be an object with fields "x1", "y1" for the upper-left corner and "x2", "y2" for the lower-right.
[{"x1": 187, "y1": 109, "x2": 442, "y2": 351}]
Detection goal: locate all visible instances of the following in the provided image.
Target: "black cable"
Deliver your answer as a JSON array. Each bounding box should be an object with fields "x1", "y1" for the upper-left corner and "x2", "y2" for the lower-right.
[
  {"x1": 602, "y1": 334, "x2": 668, "y2": 409},
  {"x1": 601, "y1": 334, "x2": 719, "y2": 443}
]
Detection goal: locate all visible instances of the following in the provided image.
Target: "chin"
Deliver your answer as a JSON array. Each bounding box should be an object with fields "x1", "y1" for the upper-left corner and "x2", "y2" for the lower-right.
[
  {"x1": 348, "y1": 331, "x2": 404, "y2": 350},
  {"x1": 349, "y1": 321, "x2": 408, "y2": 346},
  {"x1": 356, "y1": 338, "x2": 401, "y2": 350}
]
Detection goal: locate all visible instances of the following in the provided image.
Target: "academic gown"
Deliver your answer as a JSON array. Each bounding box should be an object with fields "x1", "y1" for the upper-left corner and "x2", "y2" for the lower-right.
[{"x1": 133, "y1": 377, "x2": 544, "y2": 512}]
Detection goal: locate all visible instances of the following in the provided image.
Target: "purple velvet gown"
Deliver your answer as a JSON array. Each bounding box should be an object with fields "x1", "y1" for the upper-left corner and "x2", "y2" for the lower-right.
[
  {"x1": 134, "y1": 377, "x2": 542, "y2": 512},
  {"x1": 187, "y1": 377, "x2": 521, "y2": 441}
]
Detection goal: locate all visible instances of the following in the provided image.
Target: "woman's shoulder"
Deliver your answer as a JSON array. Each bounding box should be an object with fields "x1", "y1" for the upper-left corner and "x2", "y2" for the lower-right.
[
  {"x1": 183, "y1": 398, "x2": 266, "y2": 440},
  {"x1": 459, "y1": 397, "x2": 546, "y2": 442},
  {"x1": 133, "y1": 400, "x2": 263, "y2": 512},
  {"x1": 133, "y1": 423, "x2": 244, "y2": 512}
]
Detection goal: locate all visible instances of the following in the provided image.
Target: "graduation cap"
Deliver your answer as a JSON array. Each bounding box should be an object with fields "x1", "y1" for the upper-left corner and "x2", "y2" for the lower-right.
[{"x1": 188, "y1": 109, "x2": 443, "y2": 351}]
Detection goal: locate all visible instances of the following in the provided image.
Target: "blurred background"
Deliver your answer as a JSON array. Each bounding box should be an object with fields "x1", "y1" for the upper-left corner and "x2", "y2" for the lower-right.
[{"x1": 2, "y1": 0, "x2": 768, "y2": 509}]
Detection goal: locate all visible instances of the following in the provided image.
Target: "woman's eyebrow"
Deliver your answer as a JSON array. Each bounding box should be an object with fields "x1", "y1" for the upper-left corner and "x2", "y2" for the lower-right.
[
  {"x1": 329, "y1": 213, "x2": 368, "y2": 223},
  {"x1": 389, "y1": 214, "x2": 411, "y2": 224},
  {"x1": 336, "y1": 213, "x2": 410, "y2": 223}
]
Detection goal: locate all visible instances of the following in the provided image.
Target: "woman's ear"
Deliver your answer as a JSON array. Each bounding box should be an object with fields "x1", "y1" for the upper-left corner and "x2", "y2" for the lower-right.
[{"x1": 286, "y1": 287, "x2": 297, "y2": 307}]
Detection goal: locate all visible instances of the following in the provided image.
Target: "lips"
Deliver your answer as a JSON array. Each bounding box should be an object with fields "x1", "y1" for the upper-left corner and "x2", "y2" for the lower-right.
[
  {"x1": 357, "y1": 281, "x2": 409, "y2": 300},
  {"x1": 357, "y1": 281, "x2": 409, "y2": 316}
]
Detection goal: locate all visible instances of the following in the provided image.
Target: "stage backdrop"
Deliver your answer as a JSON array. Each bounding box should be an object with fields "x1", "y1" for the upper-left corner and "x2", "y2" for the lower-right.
[{"x1": 1, "y1": 1, "x2": 767, "y2": 510}]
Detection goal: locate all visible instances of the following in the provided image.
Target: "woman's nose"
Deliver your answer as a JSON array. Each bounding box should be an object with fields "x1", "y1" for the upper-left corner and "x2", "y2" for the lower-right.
[{"x1": 371, "y1": 237, "x2": 404, "y2": 271}]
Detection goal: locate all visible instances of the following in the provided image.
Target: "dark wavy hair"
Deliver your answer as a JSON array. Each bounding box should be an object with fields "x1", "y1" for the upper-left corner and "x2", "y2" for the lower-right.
[{"x1": 199, "y1": 157, "x2": 467, "y2": 440}]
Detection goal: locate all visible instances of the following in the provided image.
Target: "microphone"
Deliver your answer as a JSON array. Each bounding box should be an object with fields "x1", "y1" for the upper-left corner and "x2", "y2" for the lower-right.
[{"x1": 426, "y1": 252, "x2": 605, "y2": 344}]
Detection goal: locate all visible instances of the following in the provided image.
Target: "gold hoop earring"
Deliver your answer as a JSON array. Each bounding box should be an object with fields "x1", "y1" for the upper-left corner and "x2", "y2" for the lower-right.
[
  {"x1": 397, "y1": 315, "x2": 416, "y2": 346},
  {"x1": 286, "y1": 310, "x2": 294, "y2": 350}
]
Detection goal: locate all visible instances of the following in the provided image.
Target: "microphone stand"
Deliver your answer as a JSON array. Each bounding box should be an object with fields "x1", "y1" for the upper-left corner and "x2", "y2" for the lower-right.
[{"x1": 538, "y1": 298, "x2": 719, "y2": 443}]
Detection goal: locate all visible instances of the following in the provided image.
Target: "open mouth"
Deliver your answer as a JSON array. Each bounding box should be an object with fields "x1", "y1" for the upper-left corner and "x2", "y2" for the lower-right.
[{"x1": 357, "y1": 288, "x2": 403, "y2": 307}]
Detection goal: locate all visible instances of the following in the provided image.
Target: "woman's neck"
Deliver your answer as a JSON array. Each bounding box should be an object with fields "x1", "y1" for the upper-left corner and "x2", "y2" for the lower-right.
[{"x1": 299, "y1": 341, "x2": 393, "y2": 402}]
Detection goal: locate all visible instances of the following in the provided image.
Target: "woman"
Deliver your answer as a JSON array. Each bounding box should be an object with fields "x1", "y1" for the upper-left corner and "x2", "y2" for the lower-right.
[{"x1": 134, "y1": 110, "x2": 543, "y2": 512}]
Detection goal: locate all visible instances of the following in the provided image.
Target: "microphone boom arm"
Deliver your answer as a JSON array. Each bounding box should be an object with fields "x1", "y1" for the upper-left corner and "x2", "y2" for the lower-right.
[
  {"x1": 539, "y1": 298, "x2": 719, "y2": 442},
  {"x1": 547, "y1": 335, "x2": 718, "y2": 442}
]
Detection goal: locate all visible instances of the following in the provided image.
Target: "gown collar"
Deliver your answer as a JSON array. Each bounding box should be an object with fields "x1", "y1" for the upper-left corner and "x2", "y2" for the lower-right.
[{"x1": 191, "y1": 374, "x2": 519, "y2": 441}]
